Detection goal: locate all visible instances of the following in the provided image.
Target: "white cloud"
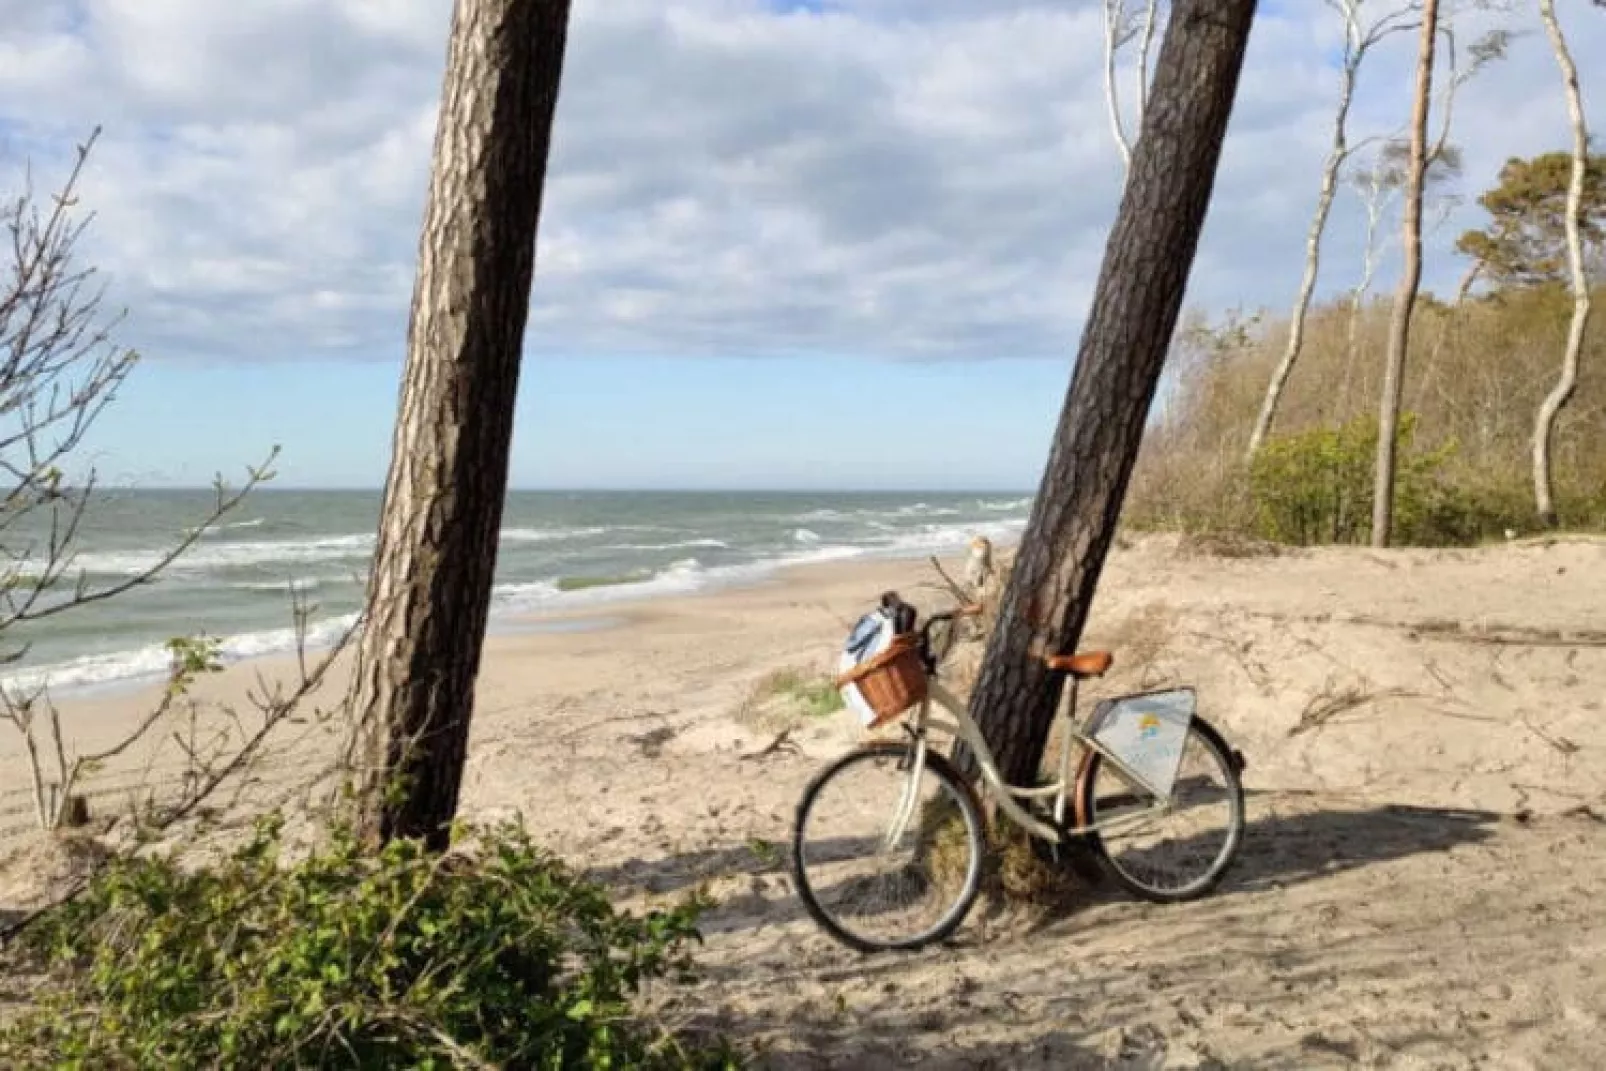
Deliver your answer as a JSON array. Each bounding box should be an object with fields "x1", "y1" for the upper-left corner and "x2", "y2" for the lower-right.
[{"x1": 0, "y1": 0, "x2": 1602, "y2": 363}]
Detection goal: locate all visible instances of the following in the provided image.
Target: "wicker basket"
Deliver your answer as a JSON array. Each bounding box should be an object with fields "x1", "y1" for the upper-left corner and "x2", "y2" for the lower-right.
[{"x1": 834, "y1": 633, "x2": 929, "y2": 728}]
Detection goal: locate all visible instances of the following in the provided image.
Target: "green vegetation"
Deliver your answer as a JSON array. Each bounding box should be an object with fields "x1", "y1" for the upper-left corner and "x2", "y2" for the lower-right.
[
  {"x1": 1246, "y1": 413, "x2": 1520, "y2": 547},
  {"x1": 1454, "y1": 151, "x2": 1605, "y2": 287},
  {"x1": 748, "y1": 668, "x2": 845, "y2": 719},
  {"x1": 556, "y1": 572, "x2": 651, "y2": 593},
  {"x1": 0, "y1": 817, "x2": 738, "y2": 1070},
  {"x1": 1126, "y1": 151, "x2": 1606, "y2": 546}
]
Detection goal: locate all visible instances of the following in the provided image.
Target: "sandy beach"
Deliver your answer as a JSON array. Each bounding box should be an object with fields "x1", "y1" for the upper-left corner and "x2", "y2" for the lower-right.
[{"x1": 4, "y1": 534, "x2": 1606, "y2": 1067}]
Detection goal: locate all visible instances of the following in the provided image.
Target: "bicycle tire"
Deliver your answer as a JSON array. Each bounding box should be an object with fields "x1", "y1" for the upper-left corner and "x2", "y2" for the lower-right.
[
  {"x1": 791, "y1": 742, "x2": 985, "y2": 952},
  {"x1": 1079, "y1": 716, "x2": 1245, "y2": 903}
]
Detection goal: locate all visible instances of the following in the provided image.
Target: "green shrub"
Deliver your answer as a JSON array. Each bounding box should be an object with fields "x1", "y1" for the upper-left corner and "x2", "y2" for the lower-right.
[
  {"x1": 747, "y1": 668, "x2": 844, "y2": 719},
  {"x1": 1, "y1": 817, "x2": 738, "y2": 1070},
  {"x1": 1247, "y1": 413, "x2": 1490, "y2": 546},
  {"x1": 1249, "y1": 416, "x2": 1379, "y2": 545}
]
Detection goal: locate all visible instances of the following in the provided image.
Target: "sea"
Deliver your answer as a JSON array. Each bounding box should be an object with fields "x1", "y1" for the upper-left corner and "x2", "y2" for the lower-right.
[{"x1": 2, "y1": 490, "x2": 1031, "y2": 696}]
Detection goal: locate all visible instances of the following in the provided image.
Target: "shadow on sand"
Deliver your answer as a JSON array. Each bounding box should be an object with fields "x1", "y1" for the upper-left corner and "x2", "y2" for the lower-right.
[
  {"x1": 644, "y1": 800, "x2": 1512, "y2": 1068},
  {"x1": 587, "y1": 797, "x2": 1503, "y2": 938}
]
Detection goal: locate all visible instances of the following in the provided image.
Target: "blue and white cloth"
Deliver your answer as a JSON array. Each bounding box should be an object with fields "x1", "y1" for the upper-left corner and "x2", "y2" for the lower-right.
[{"x1": 838, "y1": 608, "x2": 896, "y2": 727}]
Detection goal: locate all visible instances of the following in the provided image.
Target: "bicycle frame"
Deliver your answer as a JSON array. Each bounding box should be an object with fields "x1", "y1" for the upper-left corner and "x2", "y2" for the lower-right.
[{"x1": 888, "y1": 677, "x2": 1174, "y2": 846}]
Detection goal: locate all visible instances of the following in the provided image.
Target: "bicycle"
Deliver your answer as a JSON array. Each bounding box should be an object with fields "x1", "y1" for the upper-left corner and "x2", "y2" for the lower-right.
[{"x1": 790, "y1": 595, "x2": 1247, "y2": 953}]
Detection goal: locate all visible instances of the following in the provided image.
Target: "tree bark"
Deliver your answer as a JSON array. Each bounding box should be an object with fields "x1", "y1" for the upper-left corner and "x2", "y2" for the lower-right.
[
  {"x1": 1371, "y1": 0, "x2": 1438, "y2": 549},
  {"x1": 1531, "y1": 0, "x2": 1592, "y2": 530},
  {"x1": 957, "y1": 0, "x2": 1258, "y2": 789},
  {"x1": 345, "y1": 0, "x2": 572, "y2": 851}
]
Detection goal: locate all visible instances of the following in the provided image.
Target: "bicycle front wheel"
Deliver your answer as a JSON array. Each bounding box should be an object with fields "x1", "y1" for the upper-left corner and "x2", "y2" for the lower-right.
[
  {"x1": 1080, "y1": 717, "x2": 1245, "y2": 902},
  {"x1": 791, "y1": 742, "x2": 985, "y2": 952}
]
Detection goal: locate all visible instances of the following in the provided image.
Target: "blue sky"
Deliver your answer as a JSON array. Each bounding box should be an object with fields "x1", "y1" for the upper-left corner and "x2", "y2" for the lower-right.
[
  {"x1": 4, "y1": 0, "x2": 1604, "y2": 491},
  {"x1": 81, "y1": 353, "x2": 1069, "y2": 490}
]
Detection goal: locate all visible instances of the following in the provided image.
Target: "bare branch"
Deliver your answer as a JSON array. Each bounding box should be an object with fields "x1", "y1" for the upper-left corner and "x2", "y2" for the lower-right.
[
  {"x1": 1102, "y1": 0, "x2": 1136, "y2": 169},
  {"x1": 1247, "y1": 0, "x2": 1416, "y2": 456},
  {"x1": 1135, "y1": 0, "x2": 1161, "y2": 126}
]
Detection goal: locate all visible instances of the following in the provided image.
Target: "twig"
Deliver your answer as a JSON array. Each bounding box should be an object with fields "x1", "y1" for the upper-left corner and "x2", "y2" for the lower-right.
[
  {"x1": 1517, "y1": 715, "x2": 1581, "y2": 756},
  {"x1": 1289, "y1": 684, "x2": 1426, "y2": 737},
  {"x1": 927, "y1": 555, "x2": 970, "y2": 604},
  {"x1": 739, "y1": 728, "x2": 798, "y2": 761}
]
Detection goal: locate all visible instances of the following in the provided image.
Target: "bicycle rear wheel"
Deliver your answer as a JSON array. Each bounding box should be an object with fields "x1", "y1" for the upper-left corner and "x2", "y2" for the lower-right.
[
  {"x1": 1079, "y1": 717, "x2": 1244, "y2": 902},
  {"x1": 791, "y1": 742, "x2": 985, "y2": 952}
]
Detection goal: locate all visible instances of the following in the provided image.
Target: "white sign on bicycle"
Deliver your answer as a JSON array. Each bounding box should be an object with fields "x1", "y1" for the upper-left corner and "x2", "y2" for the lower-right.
[{"x1": 1087, "y1": 688, "x2": 1195, "y2": 799}]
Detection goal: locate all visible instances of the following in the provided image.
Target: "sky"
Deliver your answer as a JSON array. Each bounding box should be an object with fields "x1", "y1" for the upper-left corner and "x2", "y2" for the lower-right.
[{"x1": 1, "y1": 0, "x2": 1602, "y2": 491}]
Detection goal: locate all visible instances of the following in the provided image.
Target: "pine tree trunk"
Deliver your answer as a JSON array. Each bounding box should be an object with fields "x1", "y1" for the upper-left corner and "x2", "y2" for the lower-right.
[
  {"x1": 1371, "y1": 0, "x2": 1438, "y2": 549},
  {"x1": 1532, "y1": 0, "x2": 1592, "y2": 530},
  {"x1": 345, "y1": 0, "x2": 572, "y2": 851},
  {"x1": 957, "y1": 0, "x2": 1258, "y2": 789}
]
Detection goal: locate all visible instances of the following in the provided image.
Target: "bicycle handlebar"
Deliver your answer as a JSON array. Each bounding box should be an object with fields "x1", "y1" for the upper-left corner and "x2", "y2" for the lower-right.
[{"x1": 916, "y1": 602, "x2": 984, "y2": 671}]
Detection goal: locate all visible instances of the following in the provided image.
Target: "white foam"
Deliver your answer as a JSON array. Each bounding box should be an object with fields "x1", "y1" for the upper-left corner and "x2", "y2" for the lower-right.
[
  {"x1": 881, "y1": 502, "x2": 962, "y2": 518},
  {"x1": 500, "y1": 527, "x2": 610, "y2": 543},
  {"x1": 31, "y1": 533, "x2": 377, "y2": 579},
  {"x1": 872, "y1": 518, "x2": 1028, "y2": 556},
  {"x1": 22, "y1": 525, "x2": 624, "y2": 579},
  {"x1": 233, "y1": 577, "x2": 329, "y2": 594},
  {"x1": 978, "y1": 497, "x2": 1033, "y2": 512},
  {"x1": 189, "y1": 517, "x2": 267, "y2": 537},
  {"x1": 0, "y1": 613, "x2": 361, "y2": 697},
  {"x1": 4, "y1": 509, "x2": 1032, "y2": 697},
  {"x1": 599, "y1": 539, "x2": 730, "y2": 551},
  {"x1": 491, "y1": 544, "x2": 865, "y2": 615}
]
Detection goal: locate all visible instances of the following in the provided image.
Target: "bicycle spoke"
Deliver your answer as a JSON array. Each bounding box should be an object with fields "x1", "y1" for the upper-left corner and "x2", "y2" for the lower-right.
[
  {"x1": 1089, "y1": 722, "x2": 1243, "y2": 899},
  {"x1": 793, "y1": 746, "x2": 983, "y2": 951}
]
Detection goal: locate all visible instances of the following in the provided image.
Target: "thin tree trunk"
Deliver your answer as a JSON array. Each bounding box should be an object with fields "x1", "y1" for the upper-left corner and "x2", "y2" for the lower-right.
[
  {"x1": 958, "y1": 0, "x2": 1258, "y2": 788},
  {"x1": 345, "y1": 0, "x2": 572, "y2": 851},
  {"x1": 1532, "y1": 0, "x2": 1591, "y2": 529},
  {"x1": 1415, "y1": 256, "x2": 1483, "y2": 419},
  {"x1": 1371, "y1": 0, "x2": 1439, "y2": 549},
  {"x1": 1246, "y1": 1, "x2": 1366, "y2": 458},
  {"x1": 1337, "y1": 168, "x2": 1392, "y2": 422},
  {"x1": 1452, "y1": 258, "x2": 1482, "y2": 305},
  {"x1": 1135, "y1": 0, "x2": 1160, "y2": 124},
  {"x1": 1103, "y1": 0, "x2": 1135, "y2": 170}
]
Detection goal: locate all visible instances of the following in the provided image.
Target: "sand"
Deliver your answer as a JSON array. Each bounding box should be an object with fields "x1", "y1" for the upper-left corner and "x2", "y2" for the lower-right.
[{"x1": 3, "y1": 534, "x2": 1605, "y2": 1068}]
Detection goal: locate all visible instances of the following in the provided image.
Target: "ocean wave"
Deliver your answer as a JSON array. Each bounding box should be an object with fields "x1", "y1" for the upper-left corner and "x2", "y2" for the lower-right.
[
  {"x1": 870, "y1": 518, "x2": 1028, "y2": 556},
  {"x1": 0, "y1": 613, "x2": 361, "y2": 696},
  {"x1": 493, "y1": 526, "x2": 1014, "y2": 617},
  {"x1": 4, "y1": 520, "x2": 1024, "y2": 696},
  {"x1": 598, "y1": 539, "x2": 730, "y2": 552},
  {"x1": 233, "y1": 576, "x2": 331, "y2": 594},
  {"x1": 500, "y1": 527, "x2": 610, "y2": 543},
  {"x1": 978, "y1": 497, "x2": 1033, "y2": 512},
  {"x1": 187, "y1": 517, "x2": 267, "y2": 537},
  {"x1": 892, "y1": 503, "x2": 961, "y2": 517},
  {"x1": 22, "y1": 525, "x2": 625, "y2": 579},
  {"x1": 793, "y1": 529, "x2": 822, "y2": 544},
  {"x1": 492, "y1": 546, "x2": 864, "y2": 615},
  {"x1": 32, "y1": 533, "x2": 377, "y2": 579}
]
